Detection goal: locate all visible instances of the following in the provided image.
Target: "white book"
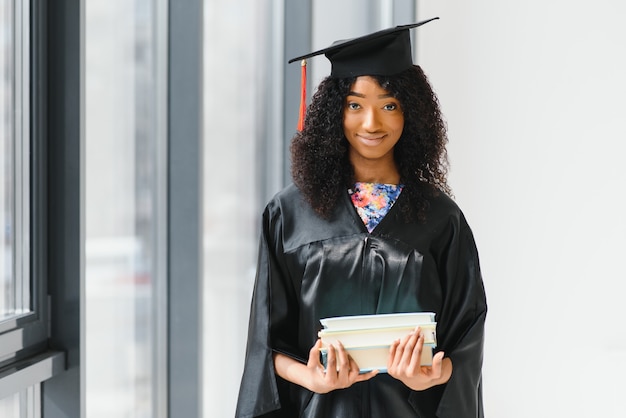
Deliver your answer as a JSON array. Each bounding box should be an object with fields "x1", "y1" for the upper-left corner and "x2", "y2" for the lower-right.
[
  {"x1": 319, "y1": 322, "x2": 437, "y2": 348},
  {"x1": 320, "y1": 312, "x2": 436, "y2": 331}
]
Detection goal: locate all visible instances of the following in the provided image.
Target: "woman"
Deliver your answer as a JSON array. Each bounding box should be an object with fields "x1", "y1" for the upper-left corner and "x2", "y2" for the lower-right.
[{"x1": 236, "y1": 18, "x2": 487, "y2": 418}]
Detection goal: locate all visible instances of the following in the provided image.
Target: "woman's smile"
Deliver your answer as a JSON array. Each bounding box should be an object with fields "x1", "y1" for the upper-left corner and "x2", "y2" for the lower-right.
[{"x1": 357, "y1": 134, "x2": 386, "y2": 142}]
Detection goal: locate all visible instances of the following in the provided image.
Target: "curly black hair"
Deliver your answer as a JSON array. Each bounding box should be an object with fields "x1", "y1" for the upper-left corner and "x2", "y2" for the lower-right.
[{"x1": 290, "y1": 65, "x2": 451, "y2": 222}]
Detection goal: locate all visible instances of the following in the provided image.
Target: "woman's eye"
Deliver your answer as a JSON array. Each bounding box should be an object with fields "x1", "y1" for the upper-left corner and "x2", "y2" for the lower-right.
[
  {"x1": 347, "y1": 102, "x2": 361, "y2": 110},
  {"x1": 383, "y1": 103, "x2": 398, "y2": 111}
]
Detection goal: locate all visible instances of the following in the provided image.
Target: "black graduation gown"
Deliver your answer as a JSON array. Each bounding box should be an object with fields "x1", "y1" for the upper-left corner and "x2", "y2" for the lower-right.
[{"x1": 235, "y1": 183, "x2": 487, "y2": 418}]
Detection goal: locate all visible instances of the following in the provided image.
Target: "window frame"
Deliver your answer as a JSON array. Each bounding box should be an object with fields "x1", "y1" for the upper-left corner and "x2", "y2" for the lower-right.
[
  {"x1": 0, "y1": 0, "x2": 64, "y2": 409},
  {"x1": 0, "y1": 0, "x2": 49, "y2": 371}
]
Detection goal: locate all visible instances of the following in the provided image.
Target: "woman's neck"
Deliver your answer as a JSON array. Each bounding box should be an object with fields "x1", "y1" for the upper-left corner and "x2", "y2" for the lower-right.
[{"x1": 352, "y1": 162, "x2": 400, "y2": 185}]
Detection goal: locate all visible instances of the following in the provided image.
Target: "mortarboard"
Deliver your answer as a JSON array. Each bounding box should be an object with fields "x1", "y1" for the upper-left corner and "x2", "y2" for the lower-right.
[
  {"x1": 288, "y1": 17, "x2": 439, "y2": 78},
  {"x1": 288, "y1": 17, "x2": 439, "y2": 130}
]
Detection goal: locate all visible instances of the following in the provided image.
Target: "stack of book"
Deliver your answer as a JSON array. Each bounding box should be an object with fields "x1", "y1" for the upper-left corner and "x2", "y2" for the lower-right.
[{"x1": 318, "y1": 312, "x2": 437, "y2": 373}]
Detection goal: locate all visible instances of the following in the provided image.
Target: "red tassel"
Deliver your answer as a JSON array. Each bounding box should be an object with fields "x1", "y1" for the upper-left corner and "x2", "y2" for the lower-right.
[{"x1": 297, "y1": 59, "x2": 307, "y2": 131}]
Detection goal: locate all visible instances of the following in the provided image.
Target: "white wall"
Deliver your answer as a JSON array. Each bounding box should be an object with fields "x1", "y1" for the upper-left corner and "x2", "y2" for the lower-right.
[{"x1": 417, "y1": 2, "x2": 626, "y2": 416}]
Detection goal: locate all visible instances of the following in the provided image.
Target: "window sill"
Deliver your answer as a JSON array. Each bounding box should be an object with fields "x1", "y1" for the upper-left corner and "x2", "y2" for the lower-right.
[{"x1": 0, "y1": 350, "x2": 65, "y2": 399}]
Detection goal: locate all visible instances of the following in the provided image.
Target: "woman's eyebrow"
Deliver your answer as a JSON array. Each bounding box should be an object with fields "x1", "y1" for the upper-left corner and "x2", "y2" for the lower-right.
[{"x1": 347, "y1": 91, "x2": 395, "y2": 99}]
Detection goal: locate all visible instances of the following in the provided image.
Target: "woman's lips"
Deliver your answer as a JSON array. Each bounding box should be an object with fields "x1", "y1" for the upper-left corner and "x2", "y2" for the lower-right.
[{"x1": 357, "y1": 134, "x2": 386, "y2": 145}]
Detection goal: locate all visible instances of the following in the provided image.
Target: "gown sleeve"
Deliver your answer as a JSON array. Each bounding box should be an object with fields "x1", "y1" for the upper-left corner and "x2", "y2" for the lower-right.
[
  {"x1": 235, "y1": 199, "x2": 300, "y2": 418},
  {"x1": 410, "y1": 210, "x2": 487, "y2": 418}
]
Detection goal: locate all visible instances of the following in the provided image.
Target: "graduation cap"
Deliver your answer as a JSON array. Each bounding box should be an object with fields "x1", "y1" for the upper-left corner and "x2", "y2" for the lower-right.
[{"x1": 288, "y1": 17, "x2": 439, "y2": 130}]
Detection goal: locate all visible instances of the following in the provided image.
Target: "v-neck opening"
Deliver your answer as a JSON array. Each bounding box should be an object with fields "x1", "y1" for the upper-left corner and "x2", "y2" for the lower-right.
[{"x1": 346, "y1": 183, "x2": 404, "y2": 234}]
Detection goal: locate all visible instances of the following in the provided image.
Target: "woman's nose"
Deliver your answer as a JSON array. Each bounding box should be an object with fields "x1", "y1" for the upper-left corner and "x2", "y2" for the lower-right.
[{"x1": 362, "y1": 108, "x2": 381, "y2": 131}]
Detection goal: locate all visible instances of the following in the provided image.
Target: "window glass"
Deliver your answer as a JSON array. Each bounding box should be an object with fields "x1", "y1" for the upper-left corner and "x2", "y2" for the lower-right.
[
  {"x1": 202, "y1": 1, "x2": 270, "y2": 415},
  {"x1": 0, "y1": 0, "x2": 15, "y2": 320},
  {"x1": 0, "y1": 385, "x2": 40, "y2": 418},
  {"x1": 85, "y1": 1, "x2": 165, "y2": 416},
  {"x1": 1, "y1": 0, "x2": 30, "y2": 322},
  {"x1": 0, "y1": 391, "x2": 19, "y2": 417}
]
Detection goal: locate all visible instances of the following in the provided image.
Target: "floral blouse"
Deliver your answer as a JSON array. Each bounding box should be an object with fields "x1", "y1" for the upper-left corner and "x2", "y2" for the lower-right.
[{"x1": 348, "y1": 182, "x2": 404, "y2": 232}]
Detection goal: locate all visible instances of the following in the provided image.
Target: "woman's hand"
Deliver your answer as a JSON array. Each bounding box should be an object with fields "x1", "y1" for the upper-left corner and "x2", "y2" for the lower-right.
[
  {"x1": 387, "y1": 327, "x2": 453, "y2": 391},
  {"x1": 273, "y1": 339, "x2": 378, "y2": 394}
]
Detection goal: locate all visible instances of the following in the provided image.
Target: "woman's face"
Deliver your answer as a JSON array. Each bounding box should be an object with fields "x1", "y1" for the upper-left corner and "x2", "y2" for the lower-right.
[{"x1": 342, "y1": 76, "x2": 404, "y2": 164}]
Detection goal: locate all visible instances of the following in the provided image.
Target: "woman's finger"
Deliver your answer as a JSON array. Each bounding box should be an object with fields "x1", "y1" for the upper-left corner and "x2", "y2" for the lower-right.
[
  {"x1": 335, "y1": 341, "x2": 351, "y2": 373},
  {"x1": 388, "y1": 332, "x2": 412, "y2": 373},
  {"x1": 428, "y1": 351, "x2": 445, "y2": 379},
  {"x1": 354, "y1": 367, "x2": 379, "y2": 383},
  {"x1": 399, "y1": 329, "x2": 420, "y2": 370},
  {"x1": 387, "y1": 338, "x2": 400, "y2": 372},
  {"x1": 325, "y1": 344, "x2": 337, "y2": 378},
  {"x1": 406, "y1": 329, "x2": 424, "y2": 373},
  {"x1": 308, "y1": 339, "x2": 323, "y2": 368}
]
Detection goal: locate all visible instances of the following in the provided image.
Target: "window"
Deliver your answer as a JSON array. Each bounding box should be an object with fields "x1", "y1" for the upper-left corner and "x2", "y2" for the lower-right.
[
  {"x1": 0, "y1": 1, "x2": 56, "y2": 415},
  {"x1": 1, "y1": 0, "x2": 47, "y2": 368},
  {"x1": 0, "y1": 0, "x2": 30, "y2": 326},
  {"x1": 202, "y1": 1, "x2": 273, "y2": 414},
  {"x1": 85, "y1": 1, "x2": 168, "y2": 416}
]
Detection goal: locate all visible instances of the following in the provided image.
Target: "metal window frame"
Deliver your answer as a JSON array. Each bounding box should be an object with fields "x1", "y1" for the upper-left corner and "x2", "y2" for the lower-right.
[
  {"x1": 167, "y1": 1, "x2": 204, "y2": 416},
  {"x1": 41, "y1": 0, "x2": 84, "y2": 415},
  {"x1": 153, "y1": 0, "x2": 169, "y2": 416},
  {"x1": 0, "y1": 0, "x2": 50, "y2": 367},
  {"x1": 0, "y1": 0, "x2": 31, "y2": 336},
  {"x1": 0, "y1": 0, "x2": 64, "y2": 408}
]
